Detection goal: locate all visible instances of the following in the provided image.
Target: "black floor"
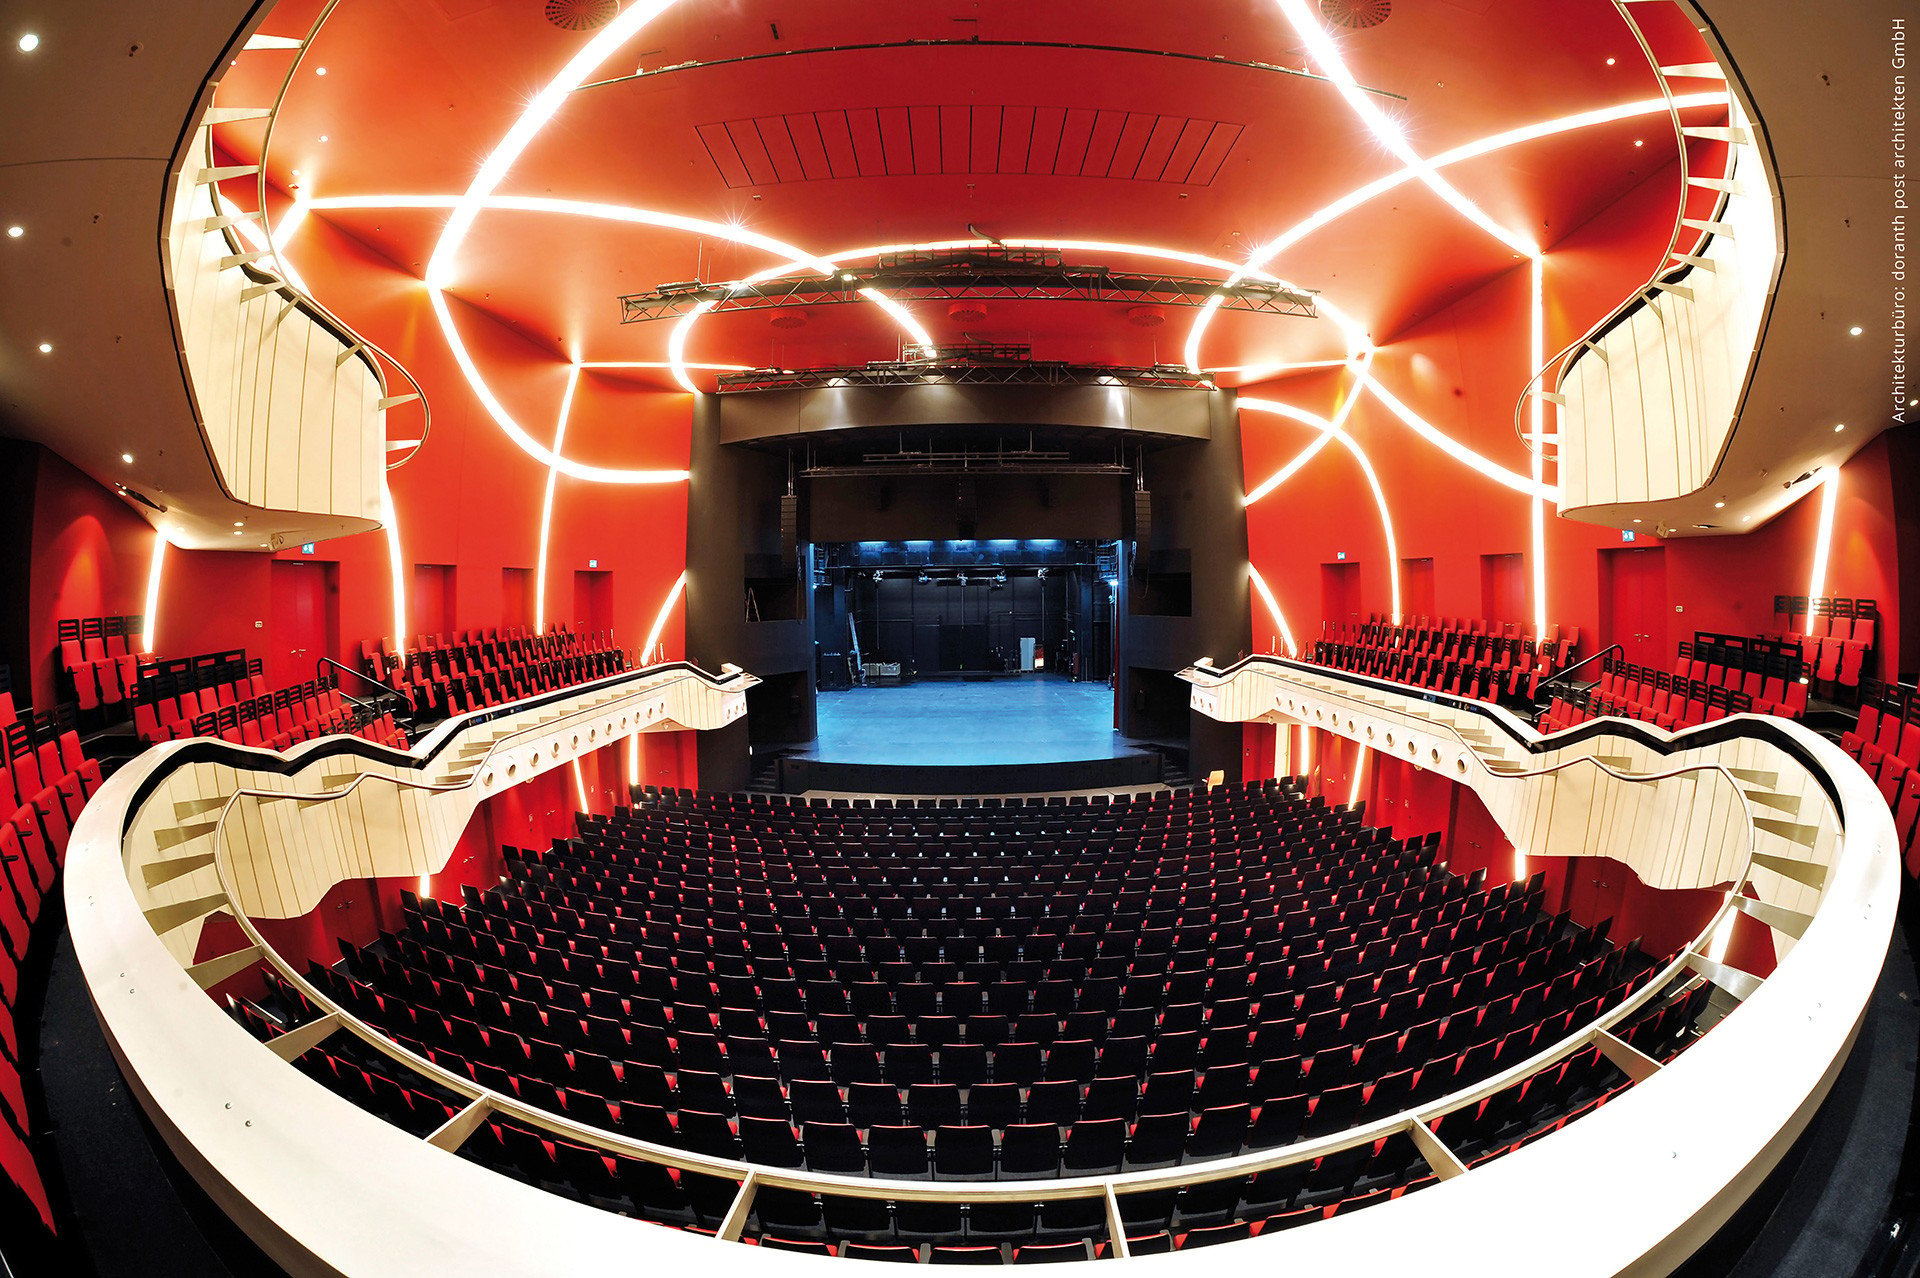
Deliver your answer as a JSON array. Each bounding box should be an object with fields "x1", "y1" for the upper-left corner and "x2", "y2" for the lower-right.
[{"x1": 36, "y1": 933, "x2": 280, "y2": 1278}]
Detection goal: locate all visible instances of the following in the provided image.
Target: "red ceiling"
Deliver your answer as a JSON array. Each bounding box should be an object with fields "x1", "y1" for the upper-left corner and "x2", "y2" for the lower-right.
[{"x1": 212, "y1": 0, "x2": 1718, "y2": 388}]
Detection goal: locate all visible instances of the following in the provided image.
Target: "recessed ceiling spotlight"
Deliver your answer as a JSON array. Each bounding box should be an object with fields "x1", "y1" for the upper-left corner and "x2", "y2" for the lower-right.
[
  {"x1": 314, "y1": 65, "x2": 327, "y2": 75},
  {"x1": 1631, "y1": 518, "x2": 1642, "y2": 524},
  {"x1": 1834, "y1": 423, "x2": 1846, "y2": 432},
  {"x1": 319, "y1": 134, "x2": 329, "y2": 142},
  {"x1": 1713, "y1": 500, "x2": 1725, "y2": 508},
  {"x1": 121, "y1": 453, "x2": 133, "y2": 464},
  {"x1": 5, "y1": 226, "x2": 21, "y2": 238},
  {"x1": 37, "y1": 342, "x2": 52, "y2": 353},
  {"x1": 1850, "y1": 326, "x2": 1864, "y2": 335},
  {"x1": 232, "y1": 530, "x2": 244, "y2": 536},
  {"x1": 17, "y1": 33, "x2": 39, "y2": 52},
  {"x1": 1606, "y1": 56, "x2": 1617, "y2": 65},
  {"x1": 232, "y1": 520, "x2": 245, "y2": 527},
  {"x1": 1633, "y1": 139, "x2": 1644, "y2": 147}
]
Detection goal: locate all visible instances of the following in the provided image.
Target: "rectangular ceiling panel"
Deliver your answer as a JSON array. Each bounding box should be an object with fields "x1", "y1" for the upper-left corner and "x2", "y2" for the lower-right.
[{"x1": 698, "y1": 106, "x2": 1242, "y2": 188}]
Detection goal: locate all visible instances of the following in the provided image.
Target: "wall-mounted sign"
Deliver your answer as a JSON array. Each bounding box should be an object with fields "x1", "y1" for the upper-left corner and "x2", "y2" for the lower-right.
[
  {"x1": 300, "y1": 543, "x2": 316, "y2": 555},
  {"x1": 588, "y1": 559, "x2": 599, "y2": 568},
  {"x1": 1335, "y1": 551, "x2": 1347, "y2": 561},
  {"x1": 1620, "y1": 531, "x2": 1636, "y2": 543}
]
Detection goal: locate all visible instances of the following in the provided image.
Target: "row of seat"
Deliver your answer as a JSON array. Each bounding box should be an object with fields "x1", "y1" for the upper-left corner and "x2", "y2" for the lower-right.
[
  {"x1": 1541, "y1": 659, "x2": 1759, "y2": 735},
  {"x1": 1763, "y1": 596, "x2": 1878, "y2": 696},
  {"x1": 0, "y1": 719, "x2": 100, "y2": 1233},
  {"x1": 1672, "y1": 635, "x2": 1809, "y2": 719},
  {"x1": 55, "y1": 615, "x2": 145, "y2": 719},
  {"x1": 132, "y1": 662, "x2": 269, "y2": 742},
  {"x1": 227, "y1": 783, "x2": 1705, "y2": 1261},
  {"x1": 366, "y1": 623, "x2": 627, "y2": 721},
  {"x1": 1311, "y1": 617, "x2": 1580, "y2": 706}
]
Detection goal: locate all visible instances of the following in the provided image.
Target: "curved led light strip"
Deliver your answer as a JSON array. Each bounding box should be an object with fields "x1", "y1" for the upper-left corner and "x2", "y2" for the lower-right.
[
  {"x1": 142, "y1": 533, "x2": 167, "y2": 655},
  {"x1": 1248, "y1": 563, "x2": 1298, "y2": 657},
  {"x1": 1806, "y1": 468, "x2": 1840, "y2": 604},
  {"x1": 1241, "y1": 394, "x2": 1402, "y2": 625},
  {"x1": 380, "y1": 480, "x2": 407, "y2": 652},
  {"x1": 1243, "y1": 350, "x2": 1374, "y2": 505},
  {"x1": 1359, "y1": 374, "x2": 1555, "y2": 500},
  {"x1": 1529, "y1": 258, "x2": 1550, "y2": 638},
  {"x1": 641, "y1": 571, "x2": 688, "y2": 665},
  {"x1": 535, "y1": 364, "x2": 585, "y2": 633},
  {"x1": 1348, "y1": 746, "x2": 1368, "y2": 807},
  {"x1": 1276, "y1": 0, "x2": 1539, "y2": 258},
  {"x1": 1181, "y1": 92, "x2": 1728, "y2": 371}
]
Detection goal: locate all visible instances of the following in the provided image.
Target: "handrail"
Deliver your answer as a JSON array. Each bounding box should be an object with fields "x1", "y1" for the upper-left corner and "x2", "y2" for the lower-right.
[
  {"x1": 1510, "y1": 0, "x2": 1736, "y2": 463},
  {"x1": 314, "y1": 656, "x2": 404, "y2": 704},
  {"x1": 215, "y1": 0, "x2": 433, "y2": 472},
  {"x1": 1535, "y1": 643, "x2": 1624, "y2": 698},
  {"x1": 190, "y1": 677, "x2": 1758, "y2": 1249}
]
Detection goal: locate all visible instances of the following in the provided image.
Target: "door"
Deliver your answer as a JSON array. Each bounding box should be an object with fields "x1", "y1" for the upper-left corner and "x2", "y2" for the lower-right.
[
  {"x1": 573, "y1": 570, "x2": 614, "y2": 636},
  {"x1": 1603, "y1": 547, "x2": 1669, "y2": 668},
  {"x1": 269, "y1": 561, "x2": 332, "y2": 688},
  {"x1": 1320, "y1": 562, "x2": 1362, "y2": 637},
  {"x1": 1480, "y1": 553, "x2": 1526, "y2": 627},
  {"x1": 1565, "y1": 857, "x2": 1629, "y2": 932}
]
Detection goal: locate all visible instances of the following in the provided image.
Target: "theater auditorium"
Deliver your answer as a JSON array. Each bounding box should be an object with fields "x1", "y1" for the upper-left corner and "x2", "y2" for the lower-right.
[{"x1": 0, "y1": 0, "x2": 1914, "y2": 1273}]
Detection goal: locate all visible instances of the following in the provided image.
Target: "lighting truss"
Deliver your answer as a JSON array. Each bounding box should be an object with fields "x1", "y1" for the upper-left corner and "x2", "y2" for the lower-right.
[
  {"x1": 716, "y1": 360, "x2": 1217, "y2": 393},
  {"x1": 620, "y1": 248, "x2": 1318, "y2": 324}
]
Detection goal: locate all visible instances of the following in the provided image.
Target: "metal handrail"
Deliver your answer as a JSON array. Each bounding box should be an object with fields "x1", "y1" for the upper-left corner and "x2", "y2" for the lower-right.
[
  {"x1": 184, "y1": 668, "x2": 1774, "y2": 1256},
  {"x1": 314, "y1": 656, "x2": 405, "y2": 704},
  {"x1": 214, "y1": 0, "x2": 433, "y2": 472},
  {"x1": 1509, "y1": 0, "x2": 1737, "y2": 462},
  {"x1": 1535, "y1": 644, "x2": 1624, "y2": 698}
]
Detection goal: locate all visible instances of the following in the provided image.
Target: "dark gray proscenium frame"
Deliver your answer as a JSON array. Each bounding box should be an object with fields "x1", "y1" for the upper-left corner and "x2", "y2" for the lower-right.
[{"x1": 686, "y1": 384, "x2": 1252, "y2": 790}]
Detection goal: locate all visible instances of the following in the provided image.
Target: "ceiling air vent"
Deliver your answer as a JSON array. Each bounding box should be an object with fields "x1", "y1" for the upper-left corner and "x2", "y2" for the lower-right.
[
  {"x1": 544, "y1": 0, "x2": 620, "y2": 31},
  {"x1": 1319, "y1": 0, "x2": 1392, "y2": 29},
  {"x1": 947, "y1": 299, "x2": 989, "y2": 324}
]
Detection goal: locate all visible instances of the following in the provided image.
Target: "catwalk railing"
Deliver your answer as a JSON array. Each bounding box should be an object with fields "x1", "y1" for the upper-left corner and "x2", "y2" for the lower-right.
[{"x1": 68, "y1": 658, "x2": 1896, "y2": 1275}]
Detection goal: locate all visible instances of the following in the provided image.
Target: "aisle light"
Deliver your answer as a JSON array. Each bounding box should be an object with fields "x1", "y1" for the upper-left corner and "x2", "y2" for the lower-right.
[
  {"x1": 142, "y1": 533, "x2": 167, "y2": 655},
  {"x1": 535, "y1": 364, "x2": 585, "y2": 633},
  {"x1": 1805, "y1": 468, "x2": 1840, "y2": 603},
  {"x1": 1248, "y1": 564, "x2": 1298, "y2": 657}
]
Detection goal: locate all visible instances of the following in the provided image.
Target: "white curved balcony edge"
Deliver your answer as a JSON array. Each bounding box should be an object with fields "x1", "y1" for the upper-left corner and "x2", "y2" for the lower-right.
[
  {"x1": 163, "y1": 123, "x2": 387, "y2": 541},
  {"x1": 67, "y1": 657, "x2": 1895, "y2": 1276}
]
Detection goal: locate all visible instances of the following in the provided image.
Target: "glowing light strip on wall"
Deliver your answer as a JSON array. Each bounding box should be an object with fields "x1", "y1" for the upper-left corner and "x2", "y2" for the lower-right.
[
  {"x1": 1277, "y1": 0, "x2": 1539, "y2": 257},
  {"x1": 142, "y1": 533, "x2": 167, "y2": 655},
  {"x1": 1806, "y1": 468, "x2": 1840, "y2": 603},
  {"x1": 1348, "y1": 746, "x2": 1367, "y2": 807},
  {"x1": 535, "y1": 364, "x2": 585, "y2": 634},
  {"x1": 641, "y1": 571, "x2": 688, "y2": 665},
  {"x1": 1242, "y1": 350, "x2": 1373, "y2": 505},
  {"x1": 1360, "y1": 374, "x2": 1556, "y2": 500},
  {"x1": 1180, "y1": 92, "x2": 1726, "y2": 371},
  {"x1": 1248, "y1": 564, "x2": 1298, "y2": 657},
  {"x1": 570, "y1": 758, "x2": 590, "y2": 812},
  {"x1": 380, "y1": 480, "x2": 407, "y2": 652},
  {"x1": 627, "y1": 734, "x2": 641, "y2": 788},
  {"x1": 1241, "y1": 394, "x2": 1403, "y2": 624},
  {"x1": 1530, "y1": 257, "x2": 1550, "y2": 639}
]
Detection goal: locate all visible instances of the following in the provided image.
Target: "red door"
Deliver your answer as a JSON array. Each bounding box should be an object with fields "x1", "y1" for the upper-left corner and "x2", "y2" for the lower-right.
[
  {"x1": 1604, "y1": 547, "x2": 1669, "y2": 668},
  {"x1": 1320, "y1": 562, "x2": 1362, "y2": 637},
  {"x1": 269, "y1": 561, "x2": 332, "y2": 688},
  {"x1": 1565, "y1": 856, "x2": 1629, "y2": 932}
]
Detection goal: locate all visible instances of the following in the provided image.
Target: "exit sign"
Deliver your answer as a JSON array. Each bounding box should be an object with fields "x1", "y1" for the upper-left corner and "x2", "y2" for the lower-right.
[
  {"x1": 588, "y1": 558, "x2": 599, "y2": 568},
  {"x1": 1335, "y1": 551, "x2": 1348, "y2": 561},
  {"x1": 300, "y1": 543, "x2": 316, "y2": 555},
  {"x1": 1620, "y1": 530, "x2": 1636, "y2": 543}
]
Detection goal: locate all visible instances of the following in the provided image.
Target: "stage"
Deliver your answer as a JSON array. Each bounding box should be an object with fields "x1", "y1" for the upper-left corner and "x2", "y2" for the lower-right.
[{"x1": 802, "y1": 676, "x2": 1137, "y2": 767}]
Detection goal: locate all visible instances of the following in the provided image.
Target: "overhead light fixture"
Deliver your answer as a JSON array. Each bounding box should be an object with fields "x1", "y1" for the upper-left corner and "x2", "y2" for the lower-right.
[
  {"x1": 37, "y1": 342, "x2": 51, "y2": 353},
  {"x1": 1713, "y1": 500, "x2": 1725, "y2": 508},
  {"x1": 1833, "y1": 423, "x2": 1846, "y2": 432},
  {"x1": 17, "y1": 33, "x2": 38, "y2": 51},
  {"x1": 1606, "y1": 57, "x2": 1616, "y2": 65},
  {"x1": 5, "y1": 226, "x2": 20, "y2": 238},
  {"x1": 233, "y1": 520, "x2": 245, "y2": 527},
  {"x1": 1633, "y1": 139, "x2": 1644, "y2": 148},
  {"x1": 314, "y1": 65, "x2": 327, "y2": 75},
  {"x1": 1850, "y1": 326, "x2": 1863, "y2": 336},
  {"x1": 121, "y1": 453, "x2": 133, "y2": 463}
]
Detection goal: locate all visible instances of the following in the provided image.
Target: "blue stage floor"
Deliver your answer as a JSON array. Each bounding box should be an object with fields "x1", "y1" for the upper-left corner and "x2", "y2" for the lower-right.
[{"x1": 803, "y1": 677, "x2": 1136, "y2": 766}]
